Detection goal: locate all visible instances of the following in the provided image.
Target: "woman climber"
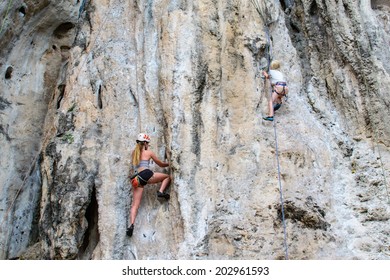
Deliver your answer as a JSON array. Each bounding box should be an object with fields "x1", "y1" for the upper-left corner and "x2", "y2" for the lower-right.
[
  {"x1": 262, "y1": 60, "x2": 289, "y2": 121},
  {"x1": 127, "y1": 133, "x2": 171, "y2": 237}
]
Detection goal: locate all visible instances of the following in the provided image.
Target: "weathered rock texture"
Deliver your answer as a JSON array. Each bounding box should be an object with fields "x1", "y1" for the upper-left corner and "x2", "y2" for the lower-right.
[{"x1": 1, "y1": 0, "x2": 389, "y2": 259}]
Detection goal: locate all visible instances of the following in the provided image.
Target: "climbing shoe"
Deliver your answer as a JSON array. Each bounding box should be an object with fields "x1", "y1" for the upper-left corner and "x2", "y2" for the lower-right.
[
  {"x1": 126, "y1": 224, "x2": 134, "y2": 237},
  {"x1": 157, "y1": 191, "x2": 170, "y2": 200},
  {"x1": 263, "y1": 116, "x2": 274, "y2": 121}
]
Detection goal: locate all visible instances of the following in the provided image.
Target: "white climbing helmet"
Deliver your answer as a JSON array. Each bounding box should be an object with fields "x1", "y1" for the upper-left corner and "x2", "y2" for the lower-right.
[{"x1": 137, "y1": 133, "x2": 150, "y2": 143}]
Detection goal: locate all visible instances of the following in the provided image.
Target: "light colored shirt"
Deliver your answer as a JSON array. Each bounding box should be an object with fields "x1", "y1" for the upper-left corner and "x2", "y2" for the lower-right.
[
  {"x1": 136, "y1": 160, "x2": 150, "y2": 170},
  {"x1": 269, "y1": 70, "x2": 286, "y2": 85}
]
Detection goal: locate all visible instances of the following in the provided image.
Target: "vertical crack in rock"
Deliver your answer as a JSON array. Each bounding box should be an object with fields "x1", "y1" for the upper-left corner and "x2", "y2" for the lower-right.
[
  {"x1": 191, "y1": 64, "x2": 207, "y2": 160},
  {"x1": 0, "y1": 124, "x2": 11, "y2": 141},
  {"x1": 78, "y1": 185, "x2": 100, "y2": 260},
  {"x1": 97, "y1": 84, "x2": 103, "y2": 110},
  {"x1": 56, "y1": 84, "x2": 66, "y2": 109}
]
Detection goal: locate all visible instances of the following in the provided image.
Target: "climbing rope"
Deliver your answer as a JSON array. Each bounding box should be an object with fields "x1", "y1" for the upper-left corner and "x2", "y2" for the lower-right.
[
  {"x1": 272, "y1": 116, "x2": 289, "y2": 260},
  {"x1": 251, "y1": 0, "x2": 289, "y2": 259},
  {"x1": 0, "y1": 1, "x2": 113, "y2": 229},
  {"x1": 265, "y1": 33, "x2": 288, "y2": 260},
  {"x1": 250, "y1": 0, "x2": 267, "y2": 25}
]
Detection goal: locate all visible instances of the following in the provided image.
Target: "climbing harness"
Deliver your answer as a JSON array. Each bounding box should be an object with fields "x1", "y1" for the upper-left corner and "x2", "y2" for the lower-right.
[
  {"x1": 130, "y1": 174, "x2": 141, "y2": 188},
  {"x1": 251, "y1": 0, "x2": 289, "y2": 259},
  {"x1": 273, "y1": 82, "x2": 287, "y2": 96},
  {"x1": 130, "y1": 169, "x2": 153, "y2": 188}
]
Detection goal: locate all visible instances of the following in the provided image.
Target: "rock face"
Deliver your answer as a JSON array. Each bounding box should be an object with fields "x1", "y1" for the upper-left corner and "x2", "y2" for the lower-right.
[{"x1": 1, "y1": 0, "x2": 389, "y2": 260}]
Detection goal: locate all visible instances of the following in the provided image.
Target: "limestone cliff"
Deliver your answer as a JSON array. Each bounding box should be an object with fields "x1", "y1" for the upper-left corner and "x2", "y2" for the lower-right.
[{"x1": 0, "y1": 0, "x2": 389, "y2": 260}]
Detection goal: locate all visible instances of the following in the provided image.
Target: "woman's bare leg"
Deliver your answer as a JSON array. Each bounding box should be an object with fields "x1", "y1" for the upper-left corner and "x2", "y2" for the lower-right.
[
  {"x1": 268, "y1": 98, "x2": 274, "y2": 117},
  {"x1": 130, "y1": 187, "x2": 144, "y2": 225},
  {"x1": 148, "y1": 172, "x2": 171, "y2": 192}
]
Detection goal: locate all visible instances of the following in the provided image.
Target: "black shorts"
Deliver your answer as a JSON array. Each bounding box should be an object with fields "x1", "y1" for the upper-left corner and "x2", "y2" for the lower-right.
[{"x1": 137, "y1": 169, "x2": 154, "y2": 186}]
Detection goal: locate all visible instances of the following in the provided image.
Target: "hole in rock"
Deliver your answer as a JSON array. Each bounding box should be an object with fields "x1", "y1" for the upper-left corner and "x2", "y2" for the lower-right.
[
  {"x1": 309, "y1": 0, "x2": 318, "y2": 15},
  {"x1": 57, "y1": 84, "x2": 66, "y2": 109},
  {"x1": 53, "y1": 22, "x2": 75, "y2": 39},
  {"x1": 5, "y1": 66, "x2": 13, "y2": 79},
  {"x1": 280, "y1": 0, "x2": 293, "y2": 11},
  {"x1": 78, "y1": 186, "x2": 100, "y2": 260},
  {"x1": 19, "y1": 6, "x2": 26, "y2": 16}
]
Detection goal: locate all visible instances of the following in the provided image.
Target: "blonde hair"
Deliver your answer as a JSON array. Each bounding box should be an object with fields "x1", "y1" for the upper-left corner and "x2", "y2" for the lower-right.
[
  {"x1": 132, "y1": 142, "x2": 144, "y2": 166},
  {"x1": 270, "y1": 60, "x2": 281, "y2": 70}
]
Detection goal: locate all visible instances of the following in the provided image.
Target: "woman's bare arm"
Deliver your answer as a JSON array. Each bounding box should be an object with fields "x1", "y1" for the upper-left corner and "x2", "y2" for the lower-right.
[{"x1": 150, "y1": 151, "x2": 169, "y2": 167}]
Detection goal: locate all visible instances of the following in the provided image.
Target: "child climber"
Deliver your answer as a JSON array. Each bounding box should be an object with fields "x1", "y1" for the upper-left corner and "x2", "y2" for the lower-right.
[
  {"x1": 127, "y1": 133, "x2": 171, "y2": 237},
  {"x1": 262, "y1": 60, "x2": 289, "y2": 121}
]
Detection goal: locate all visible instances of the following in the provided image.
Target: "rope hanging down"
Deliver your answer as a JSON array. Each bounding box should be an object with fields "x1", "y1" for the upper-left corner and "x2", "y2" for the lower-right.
[
  {"x1": 250, "y1": 0, "x2": 267, "y2": 24},
  {"x1": 250, "y1": 0, "x2": 289, "y2": 260},
  {"x1": 267, "y1": 60, "x2": 289, "y2": 259},
  {"x1": 271, "y1": 115, "x2": 289, "y2": 260}
]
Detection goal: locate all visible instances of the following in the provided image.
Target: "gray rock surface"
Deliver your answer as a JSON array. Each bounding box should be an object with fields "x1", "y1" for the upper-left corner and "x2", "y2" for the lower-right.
[{"x1": 0, "y1": 0, "x2": 389, "y2": 259}]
